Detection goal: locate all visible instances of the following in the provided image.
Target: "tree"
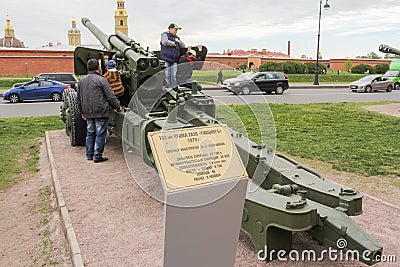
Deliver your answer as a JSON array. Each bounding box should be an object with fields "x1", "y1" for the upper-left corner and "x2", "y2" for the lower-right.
[
  {"x1": 384, "y1": 54, "x2": 400, "y2": 59},
  {"x1": 367, "y1": 52, "x2": 381, "y2": 59},
  {"x1": 375, "y1": 63, "x2": 389, "y2": 74},
  {"x1": 344, "y1": 60, "x2": 352, "y2": 72},
  {"x1": 351, "y1": 64, "x2": 375, "y2": 74},
  {"x1": 238, "y1": 63, "x2": 247, "y2": 70},
  {"x1": 357, "y1": 52, "x2": 381, "y2": 59}
]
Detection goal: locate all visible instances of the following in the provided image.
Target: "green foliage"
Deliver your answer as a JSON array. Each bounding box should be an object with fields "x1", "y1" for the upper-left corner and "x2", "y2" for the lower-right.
[
  {"x1": 0, "y1": 78, "x2": 31, "y2": 89},
  {"x1": 351, "y1": 64, "x2": 375, "y2": 74},
  {"x1": 286, "y1": 73, "x2": 366, "y2": 83},
  {"x1": 259, "y1": 61, "x2": 326, "y2": 74},
  {"x1": 344, "y1": 60, "x2": 353, "y2": 71},
  {"x1": 0, "y1": 116, "x2": 64, "y2": 190},
  {"x1": 375, "y1": 63, "x2": 390, "y2": 74},
  {"x1": 259, "y1": 62, "x2": 283, "y2": 72},
  {"x1": 220, "y1": 102, "x2": 400, "y2": 178},
  {"x1": 238, "y1": 63, "x2": 248, "y2": 70},
  {"x1": 357, "y1": 52, "x2": 382, "y2": 59}
]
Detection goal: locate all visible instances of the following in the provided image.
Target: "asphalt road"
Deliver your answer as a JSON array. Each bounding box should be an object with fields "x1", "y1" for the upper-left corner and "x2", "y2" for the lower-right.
[{"x1": 1, "y1": 88, "x2": 400, "y2": 118}]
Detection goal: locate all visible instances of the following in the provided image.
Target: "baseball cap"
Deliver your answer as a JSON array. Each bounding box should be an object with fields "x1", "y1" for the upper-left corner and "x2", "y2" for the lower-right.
[
  {"x1": 188, "y1": 49, "x2": 196, "y2": 57},
  {"x1": 107, "y1": 60, "x2": 117, "y2": 69},
  {"x1": 168, "y1": 23, "x2": 182, "y2": 30}
]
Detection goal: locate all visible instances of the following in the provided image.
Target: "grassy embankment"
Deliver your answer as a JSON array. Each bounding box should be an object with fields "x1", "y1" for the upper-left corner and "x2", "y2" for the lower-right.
[
  {"x1": 218, "y1": 102, "x2": 400, "y2": 187},
  {"x1": 1, "y1": 102, "x2": 399, "y2": 190},
  {"x1": 0, "y1": 116, "x2": 64, "y2": 190}
]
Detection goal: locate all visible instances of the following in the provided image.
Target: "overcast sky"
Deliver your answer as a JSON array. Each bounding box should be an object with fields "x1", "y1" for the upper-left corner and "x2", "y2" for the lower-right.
[{"x1": 1, "y1": 0, "x2": 399, "y2": 59}]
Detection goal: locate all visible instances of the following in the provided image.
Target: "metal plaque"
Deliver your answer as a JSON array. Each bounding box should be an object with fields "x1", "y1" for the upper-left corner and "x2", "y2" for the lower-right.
[{"x1": 148, "y1": 125, "x2": 247, "y2": 193}]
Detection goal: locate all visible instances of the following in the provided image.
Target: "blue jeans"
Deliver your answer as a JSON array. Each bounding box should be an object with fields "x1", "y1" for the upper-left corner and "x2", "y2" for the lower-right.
[
  {"x1": 165, "y1": 62, "x2": 178, "y2": 89},
  {"x1": 86, "y1": 118, "x2": 108, "y2": 160}
]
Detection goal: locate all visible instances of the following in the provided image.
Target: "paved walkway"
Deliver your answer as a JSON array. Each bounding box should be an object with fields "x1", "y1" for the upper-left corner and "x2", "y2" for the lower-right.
[{"x1": 46, "y1": 130, "x2": 399, "y2": 266}]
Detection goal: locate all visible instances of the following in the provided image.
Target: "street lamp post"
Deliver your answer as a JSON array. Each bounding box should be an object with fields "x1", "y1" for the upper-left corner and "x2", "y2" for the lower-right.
[
  {"x1": 25, "y1": 62, "x2": 28, "y2": 78},
  {"x1": 313, "y1": 0, "x2": 330, "y2": 85}
]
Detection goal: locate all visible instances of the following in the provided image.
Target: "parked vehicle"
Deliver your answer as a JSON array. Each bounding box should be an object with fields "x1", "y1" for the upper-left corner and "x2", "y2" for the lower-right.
[
  {"x1": 383, "y1": 60, "x2": 400, "y2": 90},
  {"x1": 3, "y1": 80, "x2": 69, "y2": 103},
  {"x1": 223, "y1": 71, "x2": 289, "y2": 95},
  {"x1": 349, "y1": 75, "x2": 393, "y2": 93},
  {"x1": 13, "y1": 72, "x2": 78, "y2": 89}
]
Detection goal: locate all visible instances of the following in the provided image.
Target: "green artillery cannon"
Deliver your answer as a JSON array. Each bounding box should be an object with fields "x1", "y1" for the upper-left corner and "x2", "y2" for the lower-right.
[
  {"x1": 379, "y1": 44, "x2": 400, "y2": 90},
  {"x1": 379, "y1": 44, "x2": 400, "y2": 56},
  {"x1": 60, "y1": 18, "x2": 382, "y2": 265}
]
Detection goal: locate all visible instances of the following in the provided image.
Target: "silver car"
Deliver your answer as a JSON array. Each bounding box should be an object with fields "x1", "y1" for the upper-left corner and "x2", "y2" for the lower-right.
[{"x1": 349, "y1": 75, "x2": 394, "y2": 93}]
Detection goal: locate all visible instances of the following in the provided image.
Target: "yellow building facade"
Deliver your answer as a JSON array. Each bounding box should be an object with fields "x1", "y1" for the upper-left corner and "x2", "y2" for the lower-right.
[
  {"x1": 68, "y1": 18, "x2": 81, "y2": 46},
  {"x1": 115, "y1": 0, "x2": 128, "y2": 35}
]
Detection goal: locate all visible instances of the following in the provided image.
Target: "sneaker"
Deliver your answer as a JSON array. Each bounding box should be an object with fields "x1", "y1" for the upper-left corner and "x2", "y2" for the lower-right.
[
  {"x1": 93, "y1": 157, "x2": 108, "y2": 163},
  {"x1": 87, "y1": 158, "x2": 93, "y2": 160}
]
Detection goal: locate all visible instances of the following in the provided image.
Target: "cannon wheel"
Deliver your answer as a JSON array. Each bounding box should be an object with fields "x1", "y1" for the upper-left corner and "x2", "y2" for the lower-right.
[{"x1": 64, "y1": 89, "x2": 87, "y2": 146}]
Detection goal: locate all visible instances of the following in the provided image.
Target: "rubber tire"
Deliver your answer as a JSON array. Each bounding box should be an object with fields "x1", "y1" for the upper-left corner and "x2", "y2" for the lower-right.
[
  {"x1": 395, "y1": 83, "x2": 400, "y2": 90},
  {"x1": 241, "y1": 86, "x2": 251, "y2": 95},
  {"x1": 275, "y1": 86, "x2": 284, "y2": 95},
  {"x1": 365, "y1": 86, "x2": 373, "y2": 93},
  {"x1": 51, "y1": 92, "x2": 62, "y2": 102},
  {"x1": 9, "y1": 93, "x2": 20, "y2": 103},
  {"x1": 66, "y1": 90, "x2": 86, "y2": 146},
  {"x1": 386, "y1": 85, "x2": 393, "y2": 92}
]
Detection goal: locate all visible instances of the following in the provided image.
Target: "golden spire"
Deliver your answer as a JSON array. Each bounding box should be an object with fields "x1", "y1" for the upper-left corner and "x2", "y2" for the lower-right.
[
  {"x1": 68, "y1": 18, "x2": 81, "y2": 46},
  {"x1": 4, "y1": 16, "x2": 15, "y2": 38}
]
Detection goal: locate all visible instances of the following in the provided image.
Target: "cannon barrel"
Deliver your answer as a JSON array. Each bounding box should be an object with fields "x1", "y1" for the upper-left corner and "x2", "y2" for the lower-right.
[
  {"x1": 379, "y1": 44, "x2": 400, "y2": 56},
  {"x1": 81, "y1": 17, "x2": 152, "y2": 61},
  {"x1": 81, "y1": 17, "x2": 113, "y2": 51}
]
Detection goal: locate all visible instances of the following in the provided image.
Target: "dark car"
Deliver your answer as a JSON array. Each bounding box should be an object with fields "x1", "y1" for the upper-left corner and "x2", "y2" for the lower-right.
[
  {"x1": 3, "y1": 80, "x2": 69, "y2": 103},
  {"x1": 223, "y1": 72, "x2": 289, "y2": 95},
  {"x1": 13, "y1": 72, "x2": 78, "y2": 89}
]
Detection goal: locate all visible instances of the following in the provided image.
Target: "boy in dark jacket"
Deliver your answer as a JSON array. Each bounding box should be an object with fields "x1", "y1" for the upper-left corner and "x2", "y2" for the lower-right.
[{"x1": 177, "y1": 46, "x2": 204, "y2": 91}]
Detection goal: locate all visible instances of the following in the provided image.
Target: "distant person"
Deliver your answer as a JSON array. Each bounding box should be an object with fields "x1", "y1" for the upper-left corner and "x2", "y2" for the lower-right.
[
  {"x1": 103, "y1": 60, "x2": 129, "y2": 106},
  {"x1": 177, "y1": 46, "x2": 204, "y2": 92},
  {"x1": 160, "y1": 23, "x2": 185, "y2": 90},
  {"x1": 217, "y1": 69, "x2": 223, "y2": 84},
  {"x1": 77, "y1": 59, "x2": 122, "y2": 163}
]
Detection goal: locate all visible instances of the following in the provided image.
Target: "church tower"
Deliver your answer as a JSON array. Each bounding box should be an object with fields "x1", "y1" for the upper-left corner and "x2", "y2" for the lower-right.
[
  {"x1": 68, "y1": 18, "x2": 81, "y2": 46},
  {"x1": 115, "y1": 0, "x2": 128, "y2": 35},
  {"x1": 0, "y1": 16, "x2": 25, "y2": 48}
]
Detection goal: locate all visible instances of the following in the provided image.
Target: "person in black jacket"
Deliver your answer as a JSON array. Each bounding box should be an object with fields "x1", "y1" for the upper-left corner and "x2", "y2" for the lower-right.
[
  {"x1": 160, "y1": 23, "x2": 185, "y2": 90},
  {"x1": 177, "y1": 46, "x2": 203, "y2": 91},
  {"x1": 77, "y1": 59, "x2": 122, "y2": 163}
]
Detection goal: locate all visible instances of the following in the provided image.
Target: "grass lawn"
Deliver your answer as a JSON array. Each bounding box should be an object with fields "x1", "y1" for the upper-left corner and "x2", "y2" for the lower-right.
[
  {"x1": 219, "y1": 102, "x2": 400, "y2": 181},
  {"x1": 0, "y1": 116, "x2": 64, "y2": 190},
  {"x1": 1, "y1": 102, "x2": 399, "y2": 190}
]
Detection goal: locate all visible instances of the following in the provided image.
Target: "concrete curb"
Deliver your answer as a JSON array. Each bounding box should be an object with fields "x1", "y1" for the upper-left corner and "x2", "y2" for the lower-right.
[{"x1": 45, "y1": 132, "x2": 84, "y2": 267}]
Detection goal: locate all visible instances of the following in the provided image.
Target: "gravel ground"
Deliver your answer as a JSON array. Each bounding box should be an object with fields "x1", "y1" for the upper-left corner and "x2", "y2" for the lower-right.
[{"x1": 47, "y1": 128, "x2": 399, "y2": 267}]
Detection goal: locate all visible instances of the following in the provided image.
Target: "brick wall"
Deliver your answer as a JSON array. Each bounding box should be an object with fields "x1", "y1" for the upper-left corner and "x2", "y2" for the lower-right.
[{"x1": 0, "y1": 49, "x2": 74, "y2": 76}]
